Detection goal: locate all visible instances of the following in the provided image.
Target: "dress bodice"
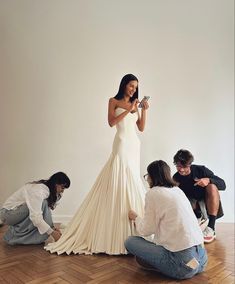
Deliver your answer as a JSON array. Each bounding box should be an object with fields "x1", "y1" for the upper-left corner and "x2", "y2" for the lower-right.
[{"x1": 115, "y1": 107, "x2": 138, "y2": 137}]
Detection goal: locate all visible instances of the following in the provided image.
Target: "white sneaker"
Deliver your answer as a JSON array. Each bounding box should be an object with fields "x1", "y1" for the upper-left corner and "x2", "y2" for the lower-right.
[
  {"x1": 198, "y1": 217, "x2": 209, "y2": 232},
  {"x1": 203, "y1": 226, "x2": 216, "y2": 243}
]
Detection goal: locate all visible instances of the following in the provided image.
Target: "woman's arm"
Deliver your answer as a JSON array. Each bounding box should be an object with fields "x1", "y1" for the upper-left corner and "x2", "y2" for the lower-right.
[
  {"x1": 136, "y1": 100, "x2": 149, "y2": 132},
  {"x1": 25, "y1": 186, "x2": 53, "y2": 235},
  {"x1": 108, "y1": 98, "x2": 138, "y2": 127},
  {"x1": 129, "y1": 191, "x2": 156, "y2": 236}
]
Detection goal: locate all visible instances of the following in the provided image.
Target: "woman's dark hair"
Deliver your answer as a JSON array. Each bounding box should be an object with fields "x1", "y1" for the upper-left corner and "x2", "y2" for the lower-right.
[
  {"x1": 147, "y1": 160, "x2": 178, "y2": 188},
  {"x1": 31, "y1": 172, "x2": 70, "y2": 209},
  {"x1": 173, "y1": 149, "x2": 194, "y2": 166},
  {"x1": 114, "y1": 74, "x2": 138, "y2": 102}
]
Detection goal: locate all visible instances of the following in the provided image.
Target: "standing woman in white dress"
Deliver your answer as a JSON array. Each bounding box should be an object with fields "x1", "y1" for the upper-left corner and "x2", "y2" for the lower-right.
[{"x1": 45, "y1": 74, "x2": 150, "y2": 255}]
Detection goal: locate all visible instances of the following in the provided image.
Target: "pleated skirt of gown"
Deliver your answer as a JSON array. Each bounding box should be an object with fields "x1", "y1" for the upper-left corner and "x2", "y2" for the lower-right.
[{"x1": 45, "y1": 108, "x2": 146, "y2": 255}]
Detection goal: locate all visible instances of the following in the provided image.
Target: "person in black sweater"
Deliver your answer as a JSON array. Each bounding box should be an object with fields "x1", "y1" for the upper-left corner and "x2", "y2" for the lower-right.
[{"x1": 173, "y1": 149, "x2": 226, "y2": 243}]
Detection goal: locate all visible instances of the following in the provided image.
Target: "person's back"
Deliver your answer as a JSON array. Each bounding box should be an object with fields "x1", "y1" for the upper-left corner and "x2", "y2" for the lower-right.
[
  {"x1": 2, "y1": 183, "x2": 48, "y2": 210},
  {"x1": 148, "y1": 187, "x2": 203, "y2": 251}
]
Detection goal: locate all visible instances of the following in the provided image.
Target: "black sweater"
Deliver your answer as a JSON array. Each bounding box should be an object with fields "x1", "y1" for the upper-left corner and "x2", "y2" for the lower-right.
[{"x1": 173, "y1": 165, "x2": 226, "y2": 200}]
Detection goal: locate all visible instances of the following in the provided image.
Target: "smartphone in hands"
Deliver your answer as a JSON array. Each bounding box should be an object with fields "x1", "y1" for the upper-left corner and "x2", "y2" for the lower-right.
[{"x1": 138, "y1": 96, "x2": 150, "y2": 108}]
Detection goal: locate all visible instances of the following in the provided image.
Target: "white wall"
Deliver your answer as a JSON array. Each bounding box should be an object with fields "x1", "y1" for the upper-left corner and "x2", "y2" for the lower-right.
[{"x1": 0, "y1": 0, "x2": 234, "y2": 222}]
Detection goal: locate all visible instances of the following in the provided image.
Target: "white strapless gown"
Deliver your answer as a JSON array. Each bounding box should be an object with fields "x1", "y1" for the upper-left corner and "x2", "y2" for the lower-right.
[{"x1": 45, "y1": 108, "x2": 146, "y2": 255}]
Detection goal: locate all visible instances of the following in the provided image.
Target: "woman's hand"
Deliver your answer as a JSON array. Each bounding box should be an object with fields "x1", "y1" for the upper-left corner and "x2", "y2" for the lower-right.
[
  {"x1": 51, "y1": 229, "x2": 62, "y2": 241},
  {"x1": 136, "y1": 98, "x2": 149, "y2": 132},
  {"x1": 142, "y1": 100, "x2": 149, "y2": 110},
  {"x1": 128, "y1": 209, "x2": 138, "y2": 221},
  {"x1": 128, "y1": 99, "x2": 139, "y2": 112}
]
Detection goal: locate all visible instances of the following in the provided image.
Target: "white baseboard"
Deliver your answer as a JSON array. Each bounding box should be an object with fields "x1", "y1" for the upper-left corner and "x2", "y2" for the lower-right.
[{"x1": 52, "y1": 214, "x2": 73, "y2": 224}]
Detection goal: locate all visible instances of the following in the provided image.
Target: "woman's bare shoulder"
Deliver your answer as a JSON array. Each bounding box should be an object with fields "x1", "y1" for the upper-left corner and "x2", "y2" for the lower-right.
[
  {"x1": 109, "y1": 97, "x2": 119, "y2": 107},
  {"x1": 109, "y1": 97, "x2": 117, "y2": 103}
]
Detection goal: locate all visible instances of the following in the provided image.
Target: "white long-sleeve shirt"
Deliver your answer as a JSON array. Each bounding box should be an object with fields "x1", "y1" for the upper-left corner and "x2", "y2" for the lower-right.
[
  {"x1": 2, "y1": 183, "x2": 53, "y2": 235},
  {"x1": 135, "y1": 186, "x2": 203, "y2": 252}
]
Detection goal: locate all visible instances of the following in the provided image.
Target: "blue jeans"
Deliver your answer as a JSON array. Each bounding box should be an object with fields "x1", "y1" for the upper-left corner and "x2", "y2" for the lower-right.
[
  {"x1": 125, "y1": 236, "x2": 208, "y2": 280},
  {"x1": 0, "y1": 200, "x2": 53, "y2": 245}
]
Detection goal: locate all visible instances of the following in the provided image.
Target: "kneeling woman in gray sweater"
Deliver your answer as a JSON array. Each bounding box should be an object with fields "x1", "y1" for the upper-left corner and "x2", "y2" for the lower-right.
[{"x1": 0, "y1": 172, "x2": 70, "y2": 245}]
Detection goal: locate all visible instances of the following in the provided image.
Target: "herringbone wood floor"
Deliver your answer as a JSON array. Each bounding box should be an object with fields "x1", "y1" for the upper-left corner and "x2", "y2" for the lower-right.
[{"x1": 0, "y1": 223, "x2": 234, "y2": 284}]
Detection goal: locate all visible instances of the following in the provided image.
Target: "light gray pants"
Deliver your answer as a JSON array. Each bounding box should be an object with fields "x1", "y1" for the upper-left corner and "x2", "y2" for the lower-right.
[{"x1": 0, "y1": 200, "x2": 53, "y2": 245}]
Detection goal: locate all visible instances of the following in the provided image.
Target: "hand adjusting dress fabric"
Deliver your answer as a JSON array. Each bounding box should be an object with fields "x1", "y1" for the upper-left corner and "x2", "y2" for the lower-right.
[{"x1": 45, "y1": 108, "x2": 146, "y2": 255}]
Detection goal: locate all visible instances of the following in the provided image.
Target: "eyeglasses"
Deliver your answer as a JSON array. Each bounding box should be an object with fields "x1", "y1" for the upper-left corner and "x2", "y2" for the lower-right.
[
  {"x1": 143, "y1": 174, "x2": 148, "y2": 181},
  {"x1": 175, "y1": 163, "x2": 191, "y2": 169}
]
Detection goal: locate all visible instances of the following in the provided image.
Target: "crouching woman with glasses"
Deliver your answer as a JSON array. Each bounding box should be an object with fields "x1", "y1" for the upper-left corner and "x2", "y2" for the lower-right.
[
  {"x1": 125, "y1": 160, "x2": 207, "y2": 280},
  {"x1": 0, "y1": 172, "x2": 70, "y2": 245}
]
